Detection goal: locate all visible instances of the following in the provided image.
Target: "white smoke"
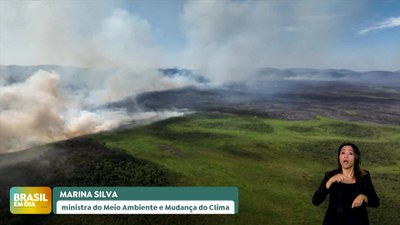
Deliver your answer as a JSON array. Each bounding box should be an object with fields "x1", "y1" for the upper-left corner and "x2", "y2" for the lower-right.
[
  {"x1": 0, "y1": 69, "x2": 190, "y2": 153},
  {"x1": 0, "y1": 2, "x2": 198, "y2": 152},
  {"x1": 0, "y1": 71, "x2": 63, "y2": 152},
  {"x1": 179, "y1": 0, "x2": 375, "y2": 83},
  {"x1": 0, "y1": 2, "x2": 157, "y2": 69}
]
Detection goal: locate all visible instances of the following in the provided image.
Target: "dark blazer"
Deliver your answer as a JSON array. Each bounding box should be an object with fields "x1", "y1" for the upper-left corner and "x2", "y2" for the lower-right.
[{"x1": 312, "y1": 170, "x2": 379, "y2": 225}]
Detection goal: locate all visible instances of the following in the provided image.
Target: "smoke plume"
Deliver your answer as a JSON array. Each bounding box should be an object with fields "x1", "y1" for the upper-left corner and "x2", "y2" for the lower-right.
[
  {"x1": 0, "y1": 69, "x2": 192, "y2": 153},
  {"x1": 0, "y1": 2, "x2": 198, "y2": 152},
  {"x1": 0, "y1": 71, "x2": 63, "y2": 152}
]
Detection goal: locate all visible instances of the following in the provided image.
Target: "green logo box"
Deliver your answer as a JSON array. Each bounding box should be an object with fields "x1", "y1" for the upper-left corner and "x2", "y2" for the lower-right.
[{"x1": 52, "y1": 187, "x2": 238, "y2": 214}]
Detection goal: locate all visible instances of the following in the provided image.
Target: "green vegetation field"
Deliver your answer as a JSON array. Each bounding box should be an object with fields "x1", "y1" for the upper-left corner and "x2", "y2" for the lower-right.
[{"x1": 91, "y1": 112, "x2": 400, "y2": 225}]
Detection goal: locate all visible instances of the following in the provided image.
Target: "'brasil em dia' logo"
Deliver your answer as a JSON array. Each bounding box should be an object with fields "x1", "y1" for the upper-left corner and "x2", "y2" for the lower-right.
[{"x1": 10, "y1": 187, "x2": 52, "y2": 214}]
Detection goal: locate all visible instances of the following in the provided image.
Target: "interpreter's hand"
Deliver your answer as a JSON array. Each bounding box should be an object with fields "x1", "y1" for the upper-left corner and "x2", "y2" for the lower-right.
[
  {"x1": 352, "y1": 194, "x2": 367, "y2": 208},
  {"x1": 326, "y1": 174, "x2": 346, "y2": 189}
]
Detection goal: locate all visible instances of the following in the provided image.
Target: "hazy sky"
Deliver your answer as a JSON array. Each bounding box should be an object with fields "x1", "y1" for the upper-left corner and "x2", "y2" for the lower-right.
[{"x1": 1, "y1": 0, "x2": 399, "y2": 73}]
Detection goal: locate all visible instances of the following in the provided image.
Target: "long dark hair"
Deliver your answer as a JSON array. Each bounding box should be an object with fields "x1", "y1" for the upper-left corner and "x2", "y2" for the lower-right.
[{"x1": 336, "y1": 142, "x2": 366, "y2": 181}]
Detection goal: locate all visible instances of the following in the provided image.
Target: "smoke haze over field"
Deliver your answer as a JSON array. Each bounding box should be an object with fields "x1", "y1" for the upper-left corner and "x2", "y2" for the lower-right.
[
  {"x1": 0, "y1": 69, "x2": 193, "y2": 153},
  {"x1": 0, "y1": 0, "x2": 399, "y2": 152},
  {"x1": 0, "y1": 1, "x2": 195, "y2": 152},
  {"x1": 0, "y1": 71, "x2": 62, "y2": 152}
]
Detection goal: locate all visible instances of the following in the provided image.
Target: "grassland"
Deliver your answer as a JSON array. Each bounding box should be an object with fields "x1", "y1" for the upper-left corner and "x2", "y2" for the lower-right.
[
  {"x1": 2, "y1": 112, "x2": 398, "y2": 225},
  {"x1": 89, "y1": 112, "x2": 400, "y2": 225}
]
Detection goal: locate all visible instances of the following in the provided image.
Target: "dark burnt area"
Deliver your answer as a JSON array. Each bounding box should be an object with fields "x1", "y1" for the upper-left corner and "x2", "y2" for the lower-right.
[{"x1": 108, "y1": 80, "x2": 400, "y2": 125}]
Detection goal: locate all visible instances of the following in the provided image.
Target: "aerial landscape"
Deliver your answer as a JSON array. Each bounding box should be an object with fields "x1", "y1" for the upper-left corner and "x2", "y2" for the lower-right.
[{"x1": 0, "y1": 1, "x2": 399, "y2": 225}]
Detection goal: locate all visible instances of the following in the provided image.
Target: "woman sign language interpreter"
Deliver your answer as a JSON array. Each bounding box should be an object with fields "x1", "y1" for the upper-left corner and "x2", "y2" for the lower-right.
[{"x1": 312, "y1": 143, "x2": 379, "y2": 225}]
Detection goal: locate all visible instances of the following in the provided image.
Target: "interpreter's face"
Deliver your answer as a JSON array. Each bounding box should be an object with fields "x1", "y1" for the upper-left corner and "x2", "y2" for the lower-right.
[{"x1": 339, "y1": 145, "x2": 355, "y2": 170}]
